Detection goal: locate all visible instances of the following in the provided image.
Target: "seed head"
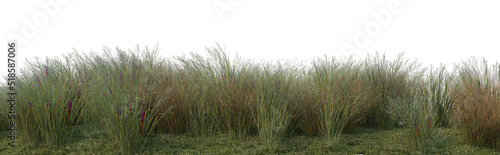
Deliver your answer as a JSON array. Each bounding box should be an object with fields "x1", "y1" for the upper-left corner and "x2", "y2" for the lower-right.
[
  {"x1": 68, "y1": 96, "x2": 73, "y2": 113},
  {"x1": 107, "y1": 85, "x2": 113, "y2": 95}
]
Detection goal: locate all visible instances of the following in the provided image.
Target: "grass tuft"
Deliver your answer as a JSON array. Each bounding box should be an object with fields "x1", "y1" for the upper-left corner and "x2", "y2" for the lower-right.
[{"x1": 451, "y1": 57, "x2": 500, "y2": 150}]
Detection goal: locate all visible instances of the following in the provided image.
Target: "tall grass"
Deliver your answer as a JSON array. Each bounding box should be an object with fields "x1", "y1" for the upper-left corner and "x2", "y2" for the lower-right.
[
  {"x1": 9, "y1": 44, "x2": 500, "y2": 152},
  {"x1": 251, "y1": 62, "x2": 299, "y2": 150},
  {"x1": 84, "y1": 47, "x2": 171, "y2": 154},
  {"x1": 155, "y1": 63, "x2": 188, "y2": 134},
  {"x1": 451, "y1": 57, "x2": 500, "y2": 150},
  {"x1": 298, "y1": 56, "x2": 374, "y2": 142},
  {"x1": 13, "y1": 46, "x2": 172, "y2": 154},
  {"x1": 209, "y1": 46, "x2": 258, "y2": 138},
  {"x1": 16, "y1": 57, "x2": 87, "y2": 147},
  {"x1": 162, "y1": 45, "x2": 257, "y2": 137},
  {"x1": 386, "y1": 84, "x2": 438, "y2": 153},
  {"x1": 363, "y1": 53, "x2": 422, "y2": 129},
  {"x1": 428, "y1": 65, "x2": 453, "y2": 127},
  {"x1": 163, "y1": 45, "x2": 300, "y2": 148},
  {"x1": 384, "y1": 65, "x2": 452, "y2": 153},
  {"x1": 173, "y1": 49, "x2": 224, "y2": 137}
]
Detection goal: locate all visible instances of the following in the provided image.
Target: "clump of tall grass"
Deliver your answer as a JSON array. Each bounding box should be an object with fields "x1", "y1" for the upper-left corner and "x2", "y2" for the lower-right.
[
  {"x1": 164, "y1": 44, "x2": 300, "y2": 148},
  {"x1": 155, "y1": 67, "x2": 190, "y2": 134},
  {"x1": 363, "y1": 53, "x2": 422, "y2": 129},
  {"x1": 92, "y1": 47, "x2": 170, "y2": 154},
  {"x1": 299, "y1": 56, "x2": 374, "y2": 142},
  {"x1": 16, "y1": 58, "x2": 87, "y2": 147},
  {"x1": 384, "y1": 65, "x2": 451, "y2": 153},
  {"x1": 207, "y1": 46, "x2": 258, "y2": 138},
  {"x1": 451, "y1": 57, "x2": 500, "y2": 150},
  {"x1": 173, "y1": 50, "x2": 224, "y2": 137},
  {"x1": 386, "y1": 86, "x2": 438, "y2": 153},
  {"x1": 160, "y1": 45, "x2": 257, "y2": 137},
  {"x1": 428, "y1": 65, "x2": 453, "y2": 127},
  {"x1": 59, "y1": 46, "x2": 172, "y2": 154},
  {"x1": 251, "y1": 62, "x2": 300, "y2": 150}
]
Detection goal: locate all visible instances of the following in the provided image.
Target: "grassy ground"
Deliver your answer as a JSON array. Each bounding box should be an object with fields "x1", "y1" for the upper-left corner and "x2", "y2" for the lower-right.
[{"x1": 1, "y1": 126, "x2": 498, "y2": 154}]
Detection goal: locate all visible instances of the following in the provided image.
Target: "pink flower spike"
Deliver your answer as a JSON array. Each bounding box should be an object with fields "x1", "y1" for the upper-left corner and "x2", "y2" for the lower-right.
[
  {"x1": 107, "y1": 85, "x2": 113, "y2": 95},
  {"x1": 67, "y1": 96, "x2": 74, "y2": 113},
  {"x1": 141, "y1": 109, "x2": 145, "y2": 122},
  {"x1": 141, "y1": 103, "x2": 148, "y2": 122}
]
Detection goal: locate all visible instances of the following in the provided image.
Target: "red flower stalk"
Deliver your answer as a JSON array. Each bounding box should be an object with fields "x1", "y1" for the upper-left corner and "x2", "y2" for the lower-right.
[
  {"x1": 68, "y1": 96, "x2": 73, "y2": 113},
  {"x1": 140, "y1": 103, "x2": 147, "y2": 134},
  {"x1": 45, "y1": 65, "x2": 48, "y2": 77},
  {"x1": 107, "y1": 85, "x2": 113, "y2": 96},
  {"x1": 37, "y1": 76, "x2": 45, "y2": 93},
  {"x1": 37, "y1": 76, "x2": 41, "y2": 84},
  {"x1": 66, "y1": 96, "x2": 73, "y2": 126}
]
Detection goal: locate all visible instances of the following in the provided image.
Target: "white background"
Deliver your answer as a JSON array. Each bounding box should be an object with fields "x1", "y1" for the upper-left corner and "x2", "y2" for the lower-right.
[{"x1": 1, "y1": 0, "x2": 500, "y2": 81}]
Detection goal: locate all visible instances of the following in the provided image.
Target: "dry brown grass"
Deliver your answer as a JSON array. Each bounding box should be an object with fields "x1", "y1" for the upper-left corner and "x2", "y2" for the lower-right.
[{"x1": 451, "y1": 57, "x2": 500, "y2": 149}]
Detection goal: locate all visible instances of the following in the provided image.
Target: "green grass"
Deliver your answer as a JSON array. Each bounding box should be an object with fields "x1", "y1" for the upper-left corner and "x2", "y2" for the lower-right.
[
  {"x1": 1, "y1": 126, "x2": 499, "y2": 154},
  {"x1": 15, "y1": 57, "x2": 86, "y2": 147},
  {"x1": 303, "y1": 56, "x2": 374, "y2": 141},
  {"x1": 362, "y1": 52, "x2": 423, "y2": 129},
  {"x1": 1, "y1": 44, "x2": 500, "y2": 154}
]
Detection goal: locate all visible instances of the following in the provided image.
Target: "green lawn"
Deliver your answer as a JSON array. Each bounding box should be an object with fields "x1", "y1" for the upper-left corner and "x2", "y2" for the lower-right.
[{"x1": 1, "y1": 126, "x2": 498, "y2": 154}]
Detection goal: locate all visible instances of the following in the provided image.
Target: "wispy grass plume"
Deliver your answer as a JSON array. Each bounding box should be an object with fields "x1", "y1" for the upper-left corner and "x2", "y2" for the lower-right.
[{"x1": 451, "y1": 57, "x2": 500, "y2": 150}]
